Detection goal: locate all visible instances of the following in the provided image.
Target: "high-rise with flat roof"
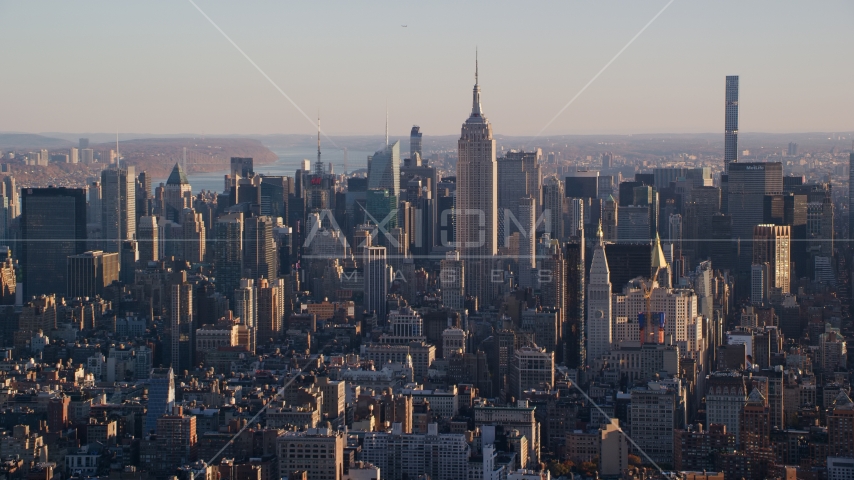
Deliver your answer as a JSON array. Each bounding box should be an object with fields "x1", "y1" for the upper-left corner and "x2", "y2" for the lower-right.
[
  {"x1": 849, "y1": 153, "x2": 854, "y2": 239},
  {"x1": 498, "y1": 149, "x2": 542, "y2": 247},
  {"x1": 244, "y1": 215, "x2": 277, "y2": 281},
  {"x1": 101, "y1": 166, "x2": 136, "y2": 253},
  {"x1": 67, "y1": 250, "x2": 119, "y2": 299},
  {"x1": 727, "y1": 162, "x2": 783, "y2": 272},
  {"x1": 752, "y1": 224, "x2": 791, "y2": 294},
  {"x1": 21, "y1": 187, "x2": 87, "y2": 299},
  {"x1": 277, "y1": 428, "x2": 344, "y2": 480},
  {"x1": 724, "y1": 75, "x2": 739, "y2": 172},
  {"x1": 364, "y1": 246, "x2": 388, "y2": 321},
  {"x1": 214, "y1": 213, "x2": 243, "y2": 300},
  {"x1": 564, "y1": 236, "x2": 585, "y2": 369},
  {"x1": 137, "y1": 216, "x2": 159, "y2": 263}
]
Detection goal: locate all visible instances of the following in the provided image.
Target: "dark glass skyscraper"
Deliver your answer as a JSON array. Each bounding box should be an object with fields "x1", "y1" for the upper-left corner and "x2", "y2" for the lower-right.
[
  {"x1": 244, "y1": 215, "x2": 277, "y2": 281},
  {"x1": 725, "y1": 75, "x2": 739, "y2": 172},
  {"x1": 214, "y1": 213, "x2": 244, "y2": 301},
  {"x1": 21, "y1": 187, "x2": 87, "y2": 299},
  {"x1": 564, "y1": 236, "x2": 585, "y2": 371}
]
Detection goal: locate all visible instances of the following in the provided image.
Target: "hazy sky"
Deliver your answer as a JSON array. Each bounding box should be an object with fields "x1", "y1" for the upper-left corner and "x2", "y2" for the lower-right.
[{"x1": 2, "y1": 1, "x2": 853, "y2": 137}]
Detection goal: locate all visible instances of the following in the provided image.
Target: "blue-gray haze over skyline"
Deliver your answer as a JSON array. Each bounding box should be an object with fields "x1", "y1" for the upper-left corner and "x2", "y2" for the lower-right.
[{"x1": 1, "y1": 1, "x2": 853, "y2": 136}]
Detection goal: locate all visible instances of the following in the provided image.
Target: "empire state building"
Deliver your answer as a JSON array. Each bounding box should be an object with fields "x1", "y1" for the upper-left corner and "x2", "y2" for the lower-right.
[{"x1": 456, "y1": 59, "x2": 497, "y2": 308}]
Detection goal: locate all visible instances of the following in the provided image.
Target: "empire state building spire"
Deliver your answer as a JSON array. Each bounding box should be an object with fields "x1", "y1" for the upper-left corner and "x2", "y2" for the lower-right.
[
  {"x1": 472, "y1": 49, "x2": 483, "y2": 117},
  {"x1": 456, "y1": 51, "x2": 497, "y2": 308}
]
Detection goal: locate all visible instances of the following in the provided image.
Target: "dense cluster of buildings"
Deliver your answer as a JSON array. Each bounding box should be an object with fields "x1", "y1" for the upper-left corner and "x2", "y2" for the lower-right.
[{"x1": 0, "y1": 69, "x2": 846, "y2": 480}]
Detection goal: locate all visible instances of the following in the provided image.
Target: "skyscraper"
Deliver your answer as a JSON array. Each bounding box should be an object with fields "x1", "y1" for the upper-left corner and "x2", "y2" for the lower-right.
[
  {"x1": 849, "y1": 153, "x2": 854, "y2": 239},
  {"x1": 498, "y1": 149, "x2": 542, "y2": 246},
  {"x1": 145, "y1": 367, "x2": 175, "y2": 434},
  {"x1": 602, "y1": 195, "x2": 618, "y2": 242},
  {"x1": 564, "y1": 235, "x2": 585, "y2": 370},
  {"x1": 164, "y1": 163, "x2": 192, "y2": 223},
  {"x1": 410, "y1": 125, "x2": 422, "y2": 162},
  {"x1": 101, "y1": 165, "x2": 136, "y2": 253},
  {"x1": 752, "y1": 224, "x2": 791, "y2": 294},
  {"x1": 87, "y1": 181, "x2": 101, "y2": 226},
  {"x1": 517, "y1": 196, "x2": 536, "y2": 289},
  {"x1": 456, "y1": 57, "x2": 498, "y2": 308},
  {"x1": 587, "y1": 225, "x2": 612, "y2": 364},
  {"x1": 21, "y1": 187, "x2": 87, "y2": 299},
  {"x1": 364, "y1": 246, "x2": 388, "y2": 321},
  {"x1": 137, "y1": 216, "x2": 159, "y2": 263},
  {"x1": 368, "y1": 140, "x2": 401, "y2": 199},
  {"x1": 214, "y1": 213, "x2": 243, "y2": 300},
  {"x1": 542, "y1": 175, "x2": 565, "y2": 240},
  {"x1": 257, "y1": 278, "x2": 284, "y2": 344},
  {"x1": 244, "y1": 215, "x2": 277, "y2": 281},
  {"x1": 724, "y1": 75, "x2": 739, "y2": 172},
  {"x1": 234, "y1": 278, "x2": 257, "y2": 354},
  {"x1": 180, "y1": 209, "x2": 206, "y2": 263},
  {"x1": 171, "y1": 275, "x2": 194, "y2": 372},
  {"x1": 440, "y1": 251, "x2": 464, "y2": 311},
  {"x1": 67, "y1": 250, "x2": 119, "y2": 299},
  {"x1": 728, "y1": 162, "x2": 783, "y2": 274},
  {"x1": 120, "y1": 240, "x2": 138, "y2": 284}
]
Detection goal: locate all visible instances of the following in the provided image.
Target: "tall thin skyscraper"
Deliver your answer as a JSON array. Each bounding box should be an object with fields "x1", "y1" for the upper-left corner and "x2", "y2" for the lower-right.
[
  {"x1": 410, "y1": 126, "x2": 423, "y2": 162},
  {"x1": 215, "y1": 213, "x2": 244, "y2": 300},
  {"x1": 752, "y1": 224, "x2": 791, "y2": 294},
  {"x1": 234, "y1": 279, "x2": 257, "y2": 354},
  {"x1": 21, "y1": 187, "x2": 87, "y2": 299},
  {"x1": 244, "y1": 216, "x2": 277, "y2": 281},
  {"x1": 564, "y1": 234, "x2": 585, "y2": 370},
  {"x1": 456, "y1": 56, "x2": 498, "y2": 308},
  {"x1": 586, "y1": 224, "x2": 612, "y2": 364},
  {"x1": 101, "y1": 166, "x2": 136, "y2": 253},
  {"x1": 364, "y1": 246, "x2": 388, "y2": 321},
  {"x1": 257, "y1": 278, "x2": 284, "y2": 345},
  {"x1": 180, "y1": 209, "x2": 206, "y2": 264},
  {"x1": 137, "y1": 216, "x2": 159, "y2": 263},
  {"x1": 542, "y1": 175, "x2": 565, "y2": 240},
  {"x1": 368, "y1": 140, "x2": 401, "y2": 199},
  {"x1": 849, "y1": 153, "x2": 854, "y2": 239},
  {"x1": 724, "y1": 75, "x2": 739, "y2": 172},
  {"x1": 440, "y1": 251, "x2": 464, "y2": 311},
  {"x1": 517, "y1": 196, "x2": 536, "y2": 289},
  {"x1": 171, "y1": 276, "x2": 194, "y2": 372}
]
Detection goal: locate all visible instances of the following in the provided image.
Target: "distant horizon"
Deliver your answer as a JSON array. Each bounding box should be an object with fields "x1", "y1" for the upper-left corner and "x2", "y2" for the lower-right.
[{"x1": 5, "y1": 130, "x2": 854, "y2": 140}]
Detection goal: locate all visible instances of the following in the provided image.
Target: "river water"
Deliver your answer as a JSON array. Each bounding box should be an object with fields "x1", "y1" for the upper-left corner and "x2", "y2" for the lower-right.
[{"x1": 156, "y1": 145, "x2": 375, "y2": 194}]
